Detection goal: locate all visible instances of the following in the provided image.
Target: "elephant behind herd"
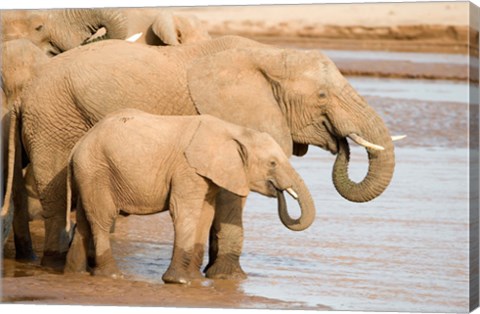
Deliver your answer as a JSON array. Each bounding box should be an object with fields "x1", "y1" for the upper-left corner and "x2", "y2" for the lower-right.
[
  {"x1": 1, "y1": 7, "x2": 402, "y2": 282},
  {"x1": 1, "y1": 7, "x2": 213, "y2": 261}
]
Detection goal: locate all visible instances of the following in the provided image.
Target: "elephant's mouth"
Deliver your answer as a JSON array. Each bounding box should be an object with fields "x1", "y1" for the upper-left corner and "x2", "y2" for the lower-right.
[
  {"x1": 47, "y1": 41, "x2": 64, "y2": 57},
  {"x1": 267, "y1": 180, "x2": 279, "y2": 197},
  {"x1": 292, "y1": 120, "x2": 340, "y2": 155},
  {"x1": 268, "y1": 180, "x2": 299, "y2": 200}
]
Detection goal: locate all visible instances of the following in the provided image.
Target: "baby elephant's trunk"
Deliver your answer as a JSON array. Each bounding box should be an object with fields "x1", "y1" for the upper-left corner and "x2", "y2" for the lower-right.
[{"x1": 276, "y1": 170, "x2": 316, "y2": 231}]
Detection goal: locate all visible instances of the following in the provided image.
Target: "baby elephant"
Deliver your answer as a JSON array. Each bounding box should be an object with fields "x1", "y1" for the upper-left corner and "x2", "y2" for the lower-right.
[{"x1": 64, "y1": 109, "x2": 315, "y2": 284}]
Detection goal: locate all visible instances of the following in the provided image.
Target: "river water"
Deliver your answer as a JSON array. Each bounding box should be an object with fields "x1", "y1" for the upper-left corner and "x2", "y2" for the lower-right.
[{"x1": 2, "y1": 50, "x2": 474, "y2": 312}]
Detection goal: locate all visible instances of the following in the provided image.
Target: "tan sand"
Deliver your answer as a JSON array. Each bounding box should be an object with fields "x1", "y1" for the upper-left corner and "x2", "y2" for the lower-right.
[
  {"x1": 173, "y1": 2, "x2": 473, "y2": 53},
  {"x1": 178, "y1": 2, "x2": 469, "y2": 26}
]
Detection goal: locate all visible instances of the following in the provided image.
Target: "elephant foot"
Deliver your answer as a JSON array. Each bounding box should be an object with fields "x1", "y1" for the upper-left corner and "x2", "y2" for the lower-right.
[
  {"x1": 93, "y1": 268, "x2": 124, "y2": 279},
  {"x1": 14, "y1": 236, "x2": 37, "y2": 261},
  {"x1": 92, "y1": 252, "x2": 123, "y2": 279},
  {"x1": 64, "y1": 252, "x2": 88, "y2": 274},
  {"x1": 64, "y1": 263, "x2": 88, "y2": 275},
  {"x1": 162, "y1": 267, "x2": 198, "y2": 285},
  {"x1": 92, "y1": 264, "x2": 123, "y2": 279},
  {"x1": 204, "y1": 255, "x2": 247, "y2": 280},
  {"x1": 41, "y1": 251, "x2": 67, "y2": 271}
]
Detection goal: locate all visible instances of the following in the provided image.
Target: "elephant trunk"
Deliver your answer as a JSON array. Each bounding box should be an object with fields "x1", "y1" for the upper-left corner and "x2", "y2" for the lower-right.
[
  {"x1": 331, "y1": 84, "x2": 395, "y2": 202},
  {"x1": 50, "y1": 9, "x2": 128, "y2": 52},
  {"x1": 276, "y1": 169, "x2": 316, "y2": 231}
]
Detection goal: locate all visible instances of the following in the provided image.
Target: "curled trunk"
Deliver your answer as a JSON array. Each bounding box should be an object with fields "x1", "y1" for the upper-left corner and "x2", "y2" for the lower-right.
[
  {"x1": 276, "y1": 171, "x2": 316, "y2": 231},
  {"x1": 49, "y1": 8, "x2": 128, "y2": 52},
  {"x1": 331, "y1": 84, "x2": 395, "y2": 202}
]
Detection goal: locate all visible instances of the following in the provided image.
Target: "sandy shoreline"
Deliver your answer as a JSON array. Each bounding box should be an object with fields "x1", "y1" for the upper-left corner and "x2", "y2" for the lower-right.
[
  {"x1": 1, "y1": 220, "x2": 329, "y2": 310},
  {"x1": 176, "y1": 2, "x2": 475, "y2": 54}
]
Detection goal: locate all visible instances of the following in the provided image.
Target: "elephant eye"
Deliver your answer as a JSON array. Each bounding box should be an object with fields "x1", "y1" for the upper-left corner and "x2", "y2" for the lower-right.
[
  {"x1": 269, "y1": 160, "x2": 277, "y2": 168},
  {"x1": 318, "y1": 91, "x2": 327, "y2": 99}
]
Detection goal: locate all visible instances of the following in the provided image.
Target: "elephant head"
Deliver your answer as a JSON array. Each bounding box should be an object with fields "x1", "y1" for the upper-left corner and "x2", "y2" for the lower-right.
[
  {"x1": 1, "y1": 8, "x2": 128, "y2": 57},
  {"x1": 1, "y1": 39, "x2": 49, "y2": 102},
  {"x1": 151, "y1": 10, "x2": 211, "y2": 46},
  {"x1": 187, "y1": 48, "x2": 395, "y2": 203},
  {"x1": 185, "y1": 117, "x2": 315, "y2": 231}
]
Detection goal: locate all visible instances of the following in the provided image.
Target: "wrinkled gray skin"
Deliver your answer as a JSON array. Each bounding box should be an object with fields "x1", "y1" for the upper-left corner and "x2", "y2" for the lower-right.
[
  {"x1": 1, "y1": 9, "x2": 128, "y2": 57},
  {"x1": 1, "y1": 39, "x2": 49, "y2": 258},
  {"x1": 64, "y1": 110, "x2": 315, "y2": 284},
  {"x1": 8, "y1": 36, "x2": 395, "y2": 277}
]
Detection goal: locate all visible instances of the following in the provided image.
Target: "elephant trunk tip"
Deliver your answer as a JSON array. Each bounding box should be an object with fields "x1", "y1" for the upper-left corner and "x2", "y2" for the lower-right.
[{"x1": 276, "y1": 188, "x2": 315, "y2": 232}]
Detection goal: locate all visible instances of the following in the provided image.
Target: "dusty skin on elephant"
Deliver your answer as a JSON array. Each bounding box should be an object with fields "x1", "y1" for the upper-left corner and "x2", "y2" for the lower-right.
[
  {"x1": 0, "y1": 7, "x2": 128, "y2": 254},
  {"x1": 0, "y1": 9, "x2": 128, "y2": 57},
  {"x1": 1, "y1": 39, "x2": 50, "y2": 258},
  {"x1": 64, "y1": 109, "x2": 315, "y2": 284},
  {"x1": 119, "y1": 8, "x2": 211, "y2": 45},
  {"x1": 0, "y1": 8, "x2": 209, "y2": 258},
  {"x1": 1, "y1": 7, "x2": 210, "y2": 56},
  {"x1": 5, "y1": 35, "x2": 397, "y2": 279}
]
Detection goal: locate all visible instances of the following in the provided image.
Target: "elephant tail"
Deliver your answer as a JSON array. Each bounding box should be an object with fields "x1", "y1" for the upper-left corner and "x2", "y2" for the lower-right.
[
  {"x1": 1, "y1": 102, "x2": 20, "y2": 219},
  {"x1": 65, "y1": 152, "x2": 75, "y2": 234}
]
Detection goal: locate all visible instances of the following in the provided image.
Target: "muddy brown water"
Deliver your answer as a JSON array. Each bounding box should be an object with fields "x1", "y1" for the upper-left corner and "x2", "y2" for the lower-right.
[{"x1": 1, "y1": 49, "x2": 473, "y2": 312}]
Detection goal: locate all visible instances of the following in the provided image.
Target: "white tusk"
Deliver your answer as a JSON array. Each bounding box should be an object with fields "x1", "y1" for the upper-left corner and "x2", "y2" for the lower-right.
[
  {"x1": 85, "y1": 27, "x2": 107, "y2": 43},
  {"x1": 391, "y1": 135, "x2": 407, "y2": 141},
  {"x1": 126, "y1": 32, "x2": 143, "y2": 42},
  {"x1": 348, "y1": 133, "x2": 385, "y2": 151},
  {"x1": 286, "y1": 188, "x2": 298, "y2": 200}
]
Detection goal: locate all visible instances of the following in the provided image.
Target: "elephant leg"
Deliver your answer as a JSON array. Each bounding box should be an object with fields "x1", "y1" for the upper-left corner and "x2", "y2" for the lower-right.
[
  {"x1": 188, "y1": 195, "x2": 216, "y2": 277},
  {"x1": 91, "y1": 223, "x2": 121, "y2": 278},
  {"x1": 64, "y1": 201, "x2": 90, "y2": 274},
  {"x1": 31, "y1": 159, "x2": 71, "y2": 270},
  {"x1": 12, "y1": 145, "x2": 35, "y2": 260},
  {"x1": 41, "y1": 213, "x2": 71, "y2": 270},
  {"x1": 163, "y1": 190, "x2": 207, "y2": 284},
  {"x1": 85, "y1": 195, "x2": 121, "y2": 278},
  {"x1": 12, "y1": 176, "x2": 36, "y2": 261},
  {"x1": 204, "y1": 189, "x2": 247, "y2": 279}
]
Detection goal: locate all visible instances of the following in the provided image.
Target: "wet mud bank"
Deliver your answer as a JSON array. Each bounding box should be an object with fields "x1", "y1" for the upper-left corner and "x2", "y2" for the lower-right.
[
  {"x1": 1, "y1": 220, "x2": 330, "y2": 310},
  {"x1": 213, "y1": 24, "x2": 473, "y2": 55}
]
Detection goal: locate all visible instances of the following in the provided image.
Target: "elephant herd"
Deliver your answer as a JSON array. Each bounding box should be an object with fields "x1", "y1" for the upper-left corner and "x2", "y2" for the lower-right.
[{"x1": 1, "y1": 7, "x2": 401, "y2": 284}]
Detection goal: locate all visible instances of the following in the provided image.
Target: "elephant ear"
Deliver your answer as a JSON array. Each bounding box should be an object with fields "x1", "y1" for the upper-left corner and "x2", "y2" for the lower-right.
[
  {"x1": 184, "y1": 120, "x2": 250, "y2": 197},
  {"x1": 187, "y1": 48, "x2": 293, "y2": 157}
]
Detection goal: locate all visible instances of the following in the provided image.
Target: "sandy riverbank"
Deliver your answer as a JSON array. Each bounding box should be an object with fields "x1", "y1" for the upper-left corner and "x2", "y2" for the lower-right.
[
  {"x1": 1, "y1": 219, "x2": 329, "y2": 310},
  {"x1": 176, "y1": 2, "x2": 475, "y2": 54}
]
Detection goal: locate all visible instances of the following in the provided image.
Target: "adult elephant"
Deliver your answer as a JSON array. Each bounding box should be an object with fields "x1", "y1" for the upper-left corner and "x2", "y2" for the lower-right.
[
  {"x1": 5, "y1": 36, "x2": 396, "y2": 277},
  {"x1": 0, "y1": 6, "x2": 205, "y2": 257},
  {"x1": 1, "y1": 39, "x2": 49, "y2": 258},
  {"x1": 1, "y1": 8, "x2": 128, "y2": 57}
]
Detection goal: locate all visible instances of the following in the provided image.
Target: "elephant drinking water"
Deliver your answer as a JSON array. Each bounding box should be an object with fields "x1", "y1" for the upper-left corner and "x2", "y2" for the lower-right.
[
  {"x1": 3, "y1": 35, "x2": 396, "y2": 278},
  {"x1": 64, "y1": 109, "x2": 315, "y2": 283}
]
